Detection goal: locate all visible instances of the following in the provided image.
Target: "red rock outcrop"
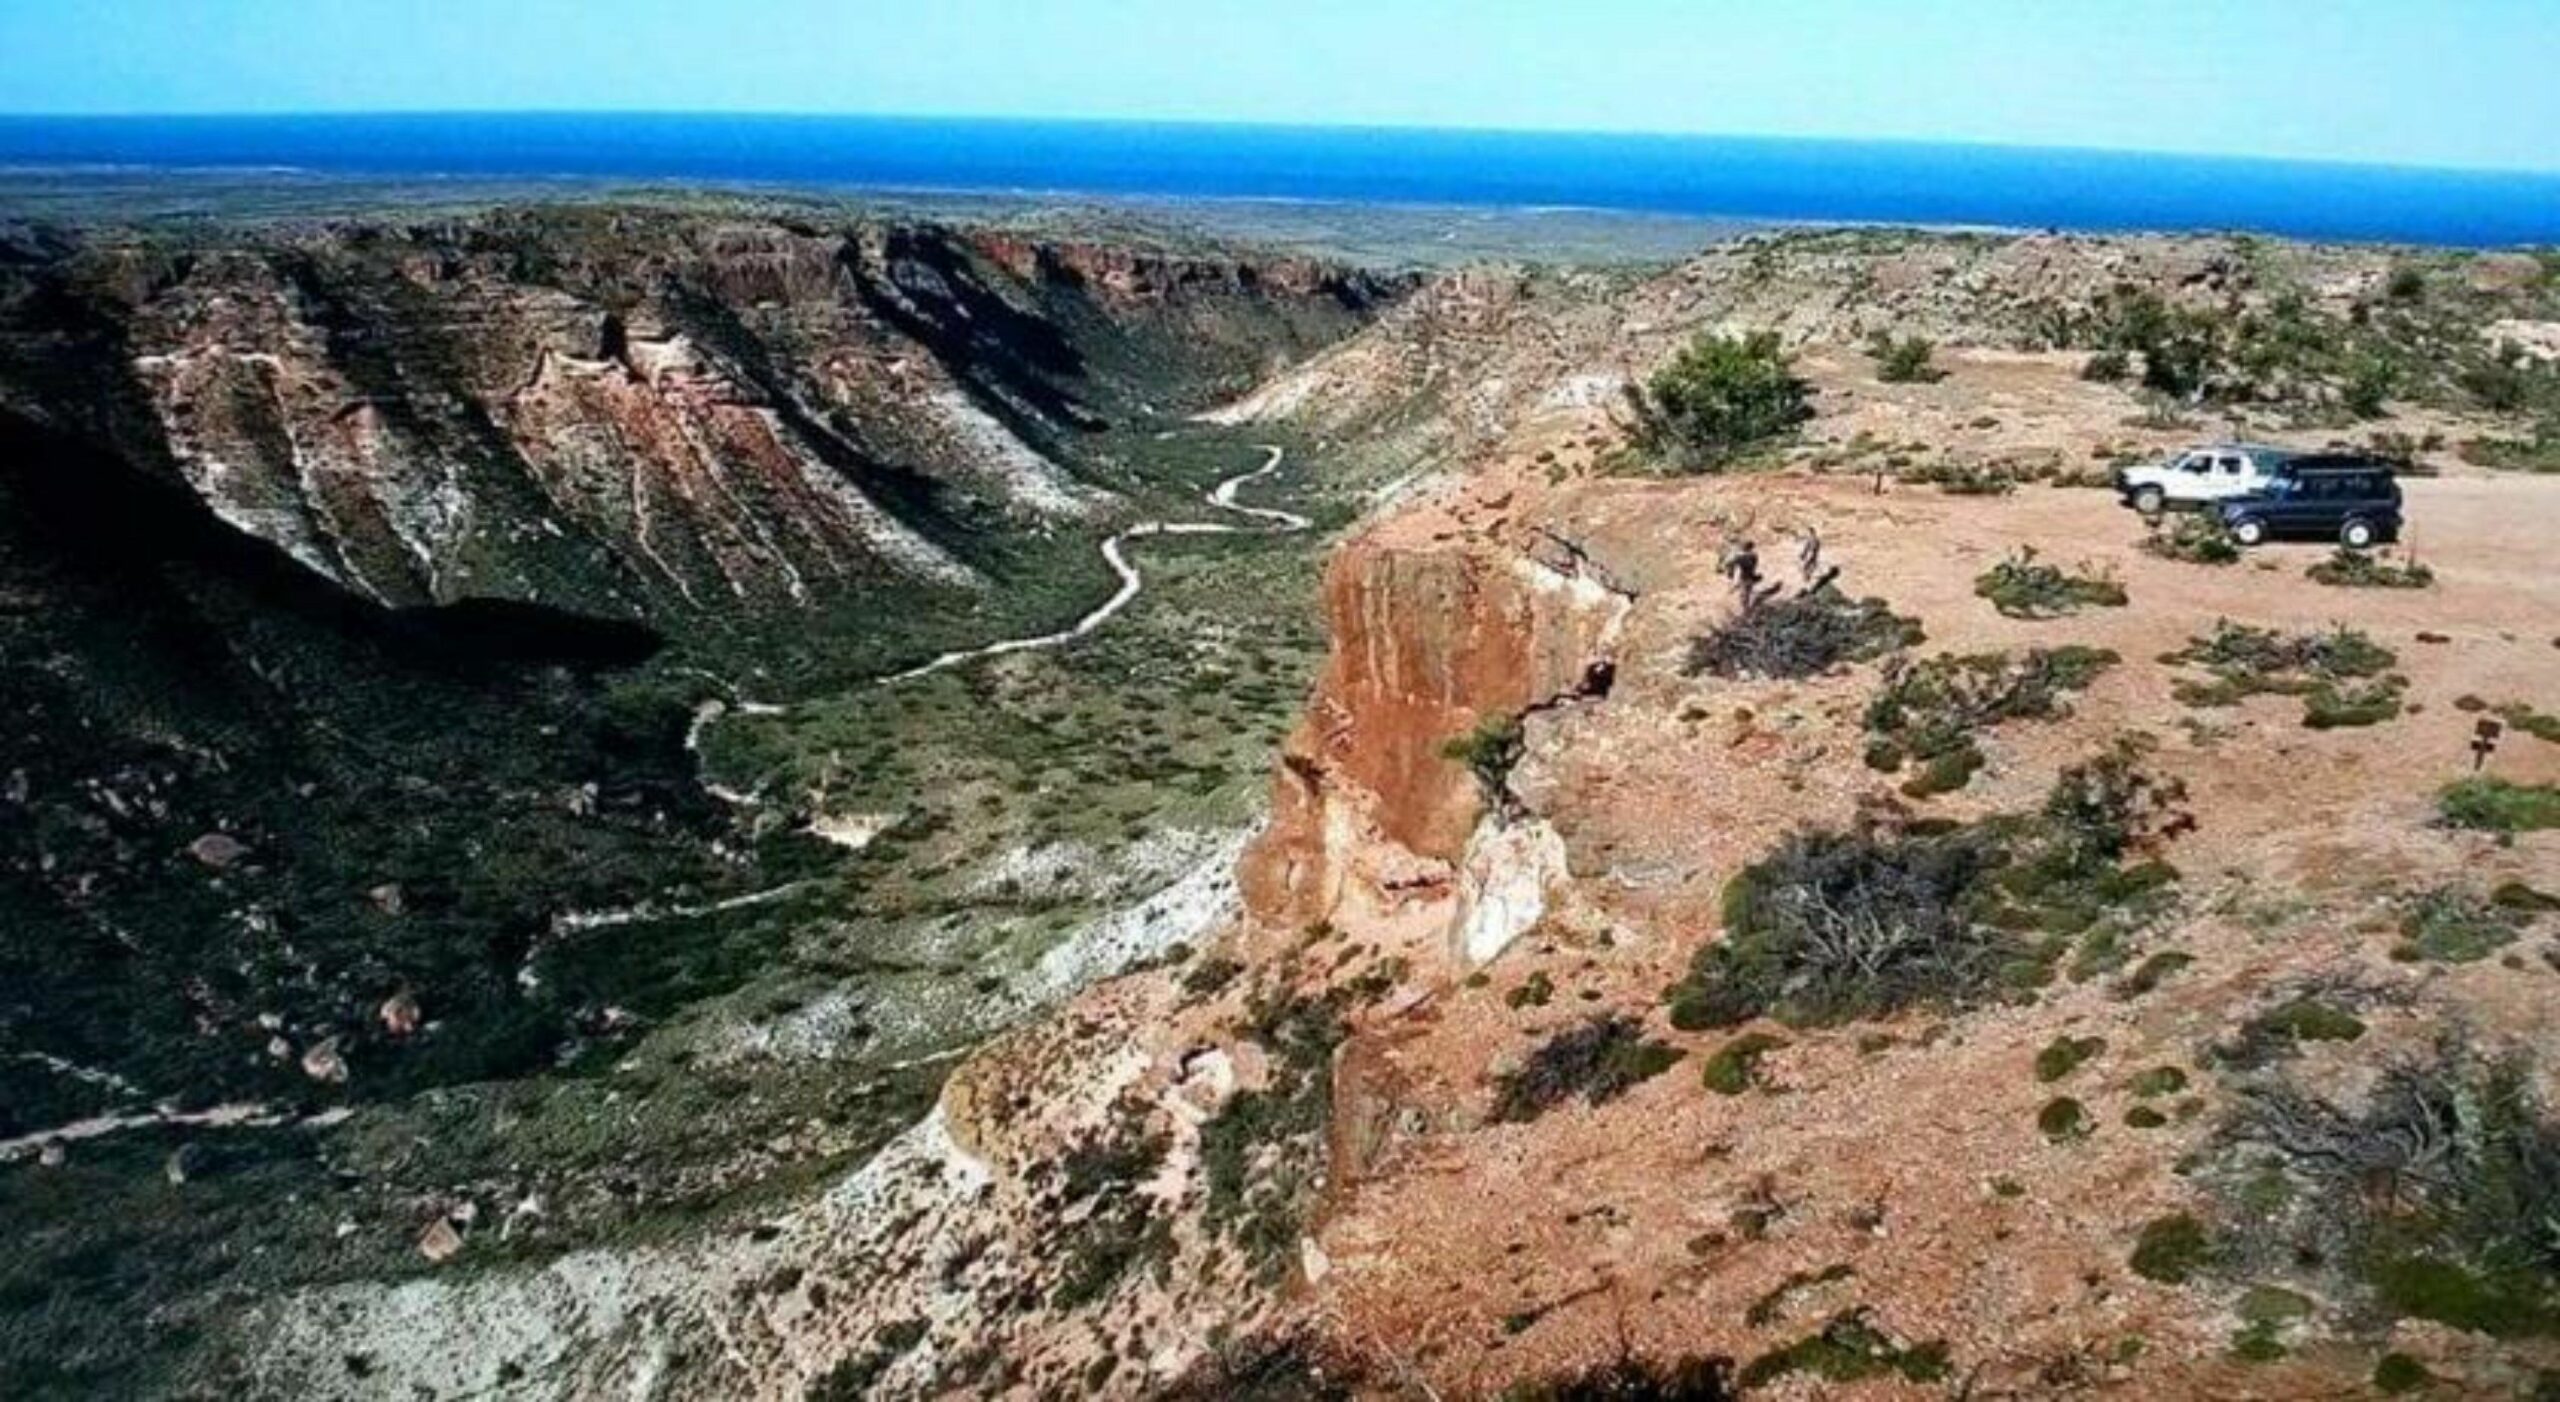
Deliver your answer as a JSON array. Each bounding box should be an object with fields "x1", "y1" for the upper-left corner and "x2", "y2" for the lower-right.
[{"x1": 1240, "y1": 503, "x2": 1628, "y2": 943}]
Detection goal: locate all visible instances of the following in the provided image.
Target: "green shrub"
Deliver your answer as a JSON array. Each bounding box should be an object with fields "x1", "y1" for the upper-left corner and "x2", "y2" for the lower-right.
[
  {"x1": 2039, "y1": 1096, "x2": 2094, "y2": 1142},
  {"x1": 1668, "y1": 750, "x2": 2183, "y2": 1029},
  {"x1": 1862, "y1": 646, "x2": 2117, "y2": 796},
  {"x1": 1973, "y1": 548, "x2": 2129, "y2": 618},
  {"x1": 2394, "y1": 886, "x2": 2529, "y2": 964},
  {"x1": 2115, "y1": 950, "x2": 2193, "y2": 999},
  {"x1": 1738, "y1": 1311, "x2": 1949, "y2": 1388},
  {"x1": 2035, "y1": 1034, "x2": 2107, "y2": 1083},
  {"x1": 2168, "y1": 621, "x2": 2403, "y2": 727},
  {"x1": 1498, "y1": 1355, "x2": 1737, "y2": 1401},
  {"x1": 2343, "y1": 355, "x2": 2398, "y2": 418},
  {"x1": 1702, "y1": 1032, "x2": 1787, "y2": 1095},
  {"x1": 1676, "y1": 824, "x2": 2009, "y2": 1029},
  {"x1": 2130, "y1": 1213, "x2": 2215, "y2": 1283},
  {"x1": 2440, "y1": 778, "x2": 2560, "y2": 834},
  {"x1": 1868, "y1": 331, "x2": 1944, "y2": 384},
  {"x1": 1685, "y1": 586, "x2": 1922, "y2": 680},
  {"x1": 2459, "y1": 423, "x2": 2560, "y2": 474},
  {"x1": 2232, "y1": 1288, "x2": 2312, "y2": 1360},
  {"x1": 2125, "y1": 1105, "x2": 2169, "y2": 1129},
  {"x1": 2130, "y1": 1066, "x2": 2190, "y2": 1098},
  {"x1": 1491, "y1": 1015, "x2": 1682, "y2": 1123},
  {"x1": 2081, "y1": 348, "x2": 2131, "y2": 382},
  {"x1": 2142, "y1": 514, "x2": 2242, "y2": 565},
  {"x1": 1442, "y1": 712, "x2": 1525, "y2": 815},
  {"x1": 1505, "y1": 970, "x2": 1556, "y2": 1010},
  {"x1": 2218, "y1": 995, "x2": 2368, "y2": 1070},
  {"x1": 1622, "y1": 331, "x2": 1812, "y2": 472},
  {"x1": 1182, "y1": 955, "x2": 1245, "y2": 998},
  {"x1": 1898, "y1": 459, "x2": 2015, "y2": 495},
  {"x1": 2227, "y1": 1051, "x2": 2560, "y2": 1338},
  {"x1": 2171, "y1": 621, "x2": 2396, "y2": 688},
  {"x1": 2302, "y1": 680, "x2": 2404, "y2": 729},
  {"x1": 807, "y1": 1319, "x2": 930, "y2": 1400},
  {"x1": 2496, "y1": 703, "x2": 2560, "y2": 745},
  {"x1": 2372, "y1": 1353, "x2": 2433, "y2": 1394},
  {"x1": 1199, "y1": 991, "x2": 1346, "y2": 1272},
  {"x1": 2307, "y1": 548, "x2": 2433, "y2": 589},
  {"x1": 2495, "y1": 881, "x2": 2560, "y2": 912}
]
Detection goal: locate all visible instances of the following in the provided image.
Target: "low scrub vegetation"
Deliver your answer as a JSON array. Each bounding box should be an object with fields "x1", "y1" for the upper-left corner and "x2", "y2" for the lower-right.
[
  {"x1": 1702, "y1": 1031, "x2": 1787, "y2": 1095},
  {"x1": 1501, "y1": 1355, "x2": 1737, "y2": 1401},
  {"x1": 1739, "y1": 1311, "x2": 1950, "y2": 1389},
  {"x1": 1895, "y1": 459, "x2": 2015, "y2": 495},
  {"x1": 2141, "y1": 514, "x2": 2242, "y2": 565},
  {"x1": 1862, "y1": 645, "x2": 2118, "y2": 797},
  {"x1": 1199, "y1": 989, "x2": 1347, "y2": 1274},
  {"x1": 2214, "y1": 1047, "x2": 2560, "y2": 1339},
  {"x1": 2130, "y1": 1212, "x2": 2215, "y2": 1284},
  {"x1": 1867, "y1": 331, "x2": 1944, "y2": 384},
  {"x1": 1666, "y1": 747, "x2": 2185, "y2": 1029},
  {"x1": 1442, "y1": 711, "x2": 1525, "y2": 817},
  {"x1": 2166, "y1": 621, "x2": 2404, "y2": 728},
  {"x1": 2039, "y1": 1095, "x2": 2094, "y2": 1142},
  {"x1": 2393, "y1": 885, "x2": 2537, "y2": 964},
  {"x1": 2460, "y1": 426, "x2": 2560, "y2": 475},
  {"x1": 1973, "y1": 548, "x2": 2128, "y2": 618},
  {"x1": 2035, "y1": 1034, "x2": 2107, "y2": 1083},
  {"x1": 1491, "y1": 1014, "x2": 1682, "y2": 1123},
  {"x1": 2493, "y1": 702, "x2": 2560, "y2": 745},
  {"x1": 1045, "y1": 1124, "x2": 1173, "y2": 1309},
  {"x1": 2215, "y1": 991, "x2": 2372, "y2": 1071},
  {"x1": 1686, "y1": 586, "x2": 1922, "y2": 681},
  {"x1": 2307, "y1": 547, "x2": 2434, "y2": 589},
  {"x1": 2440, "y1": 777, "x2": 2560, "y2": 834},
  {"x1": 1621, "y1": 330, "x2": 1812, "y2": 472}
]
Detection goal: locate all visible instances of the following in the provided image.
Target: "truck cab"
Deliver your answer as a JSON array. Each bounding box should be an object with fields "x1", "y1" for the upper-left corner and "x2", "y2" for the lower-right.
[{"x1": 2114, "y1": 443, "x2": 2296, "y2": 515}]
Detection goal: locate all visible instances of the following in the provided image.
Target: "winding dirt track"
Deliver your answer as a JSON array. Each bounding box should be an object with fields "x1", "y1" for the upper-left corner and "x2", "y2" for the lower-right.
[{"x1": 885, "y1": 444, "x2": 1304, "y2": 682}]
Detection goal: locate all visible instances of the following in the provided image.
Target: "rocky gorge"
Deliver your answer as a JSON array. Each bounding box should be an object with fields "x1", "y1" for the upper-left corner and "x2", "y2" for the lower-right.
[{"x1": 8, "y1": 208, "x2": 2560, "y2": 1399}]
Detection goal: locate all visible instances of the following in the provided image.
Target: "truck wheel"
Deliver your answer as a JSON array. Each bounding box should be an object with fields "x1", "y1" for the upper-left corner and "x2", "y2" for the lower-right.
[
  {"x1": 2133, "y1": 486, "x2": 2165, "y2": 516},
  {"x1": 2341, "y1": 518, "x2": 2376, "y2": 548},
  {"x1": 2230, "y1": 517, "x2": 2268, "y2": 546}
]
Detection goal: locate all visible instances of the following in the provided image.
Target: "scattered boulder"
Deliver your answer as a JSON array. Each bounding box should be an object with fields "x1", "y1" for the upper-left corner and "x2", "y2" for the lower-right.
[
  {"x1": 367, "y1": 882, "x2": 405, "y2": 915},
  {"x1": 1172, "y1": 1046, "x2": 1237, "y2": 1119},
  {"x1": 300, "y1": 1037, "x2": 349, "y2": 1084},
  {"x1": 417, "y1": 1217, "x2": 464, "y2": 1264},
  {"x1": 379, "y1": 990, "x2": 422, "y2": 1037},
  {"x1": 187, "y1": 832, "x2": 248, "y2": 869}
]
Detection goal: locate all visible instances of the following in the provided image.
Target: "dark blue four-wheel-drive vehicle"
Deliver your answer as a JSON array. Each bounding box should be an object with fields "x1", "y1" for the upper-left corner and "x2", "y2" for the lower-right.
[{"x1": 2212, "y1": 455, "x2": 2404, "y2": 547}]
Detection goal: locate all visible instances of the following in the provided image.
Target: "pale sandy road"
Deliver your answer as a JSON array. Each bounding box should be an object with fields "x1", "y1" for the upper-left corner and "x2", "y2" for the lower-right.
[{"x1": 884, "y1": 444, "x2": 1303, "y2": 682}]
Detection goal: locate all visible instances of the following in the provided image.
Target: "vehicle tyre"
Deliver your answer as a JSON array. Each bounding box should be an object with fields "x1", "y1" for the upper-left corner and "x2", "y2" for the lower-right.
[
  {"x1": 2230, "y1": 517, "x2": 2268, "y2": 547},
  {"x1": 2133, "y1": 486, "x2": 2166, "y2": 517},
  {"x1": 2340, "y1": 518, "x2": 2376, "y2": 548}
]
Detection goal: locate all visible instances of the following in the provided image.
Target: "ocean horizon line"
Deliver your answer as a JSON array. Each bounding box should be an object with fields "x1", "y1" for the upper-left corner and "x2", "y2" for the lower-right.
[
  {"x1": 4, "y1": 110, "x2": 2556, "y2": 182},
  {"x1": 2, "y1": 112, "x2": 2556, "y2": 247}
]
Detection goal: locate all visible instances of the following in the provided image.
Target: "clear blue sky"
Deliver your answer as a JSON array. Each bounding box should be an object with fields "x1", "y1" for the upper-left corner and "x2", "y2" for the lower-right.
[{"x1": 2, "y1": 0, "x2": 2553, "y2": 172}]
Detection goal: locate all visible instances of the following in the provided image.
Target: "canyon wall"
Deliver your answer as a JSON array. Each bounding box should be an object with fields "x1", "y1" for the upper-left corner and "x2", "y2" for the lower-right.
[{"x1": 0, "y1": 209, "x2": 1404, "y2": 628}]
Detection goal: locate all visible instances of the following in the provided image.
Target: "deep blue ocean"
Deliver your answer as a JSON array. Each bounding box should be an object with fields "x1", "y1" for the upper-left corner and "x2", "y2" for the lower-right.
[{"x1": 1, "y1": 113, "x2": 2555, "y2": 246}]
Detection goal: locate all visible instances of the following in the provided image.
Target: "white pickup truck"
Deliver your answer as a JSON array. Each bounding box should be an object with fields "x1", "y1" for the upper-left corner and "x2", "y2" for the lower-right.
[{"x1": 2112, "y1": 443, "x2": 2298, "y2": 515}]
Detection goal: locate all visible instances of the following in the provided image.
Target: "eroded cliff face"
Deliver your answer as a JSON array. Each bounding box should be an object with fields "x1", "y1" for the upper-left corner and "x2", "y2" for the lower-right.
[
  {"x1": 0, "y1": 210, "x2": 1403, "y2": 627},
  {"x1": 1240, "y1": 510, "x2": 1630, "y2": 958}
]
